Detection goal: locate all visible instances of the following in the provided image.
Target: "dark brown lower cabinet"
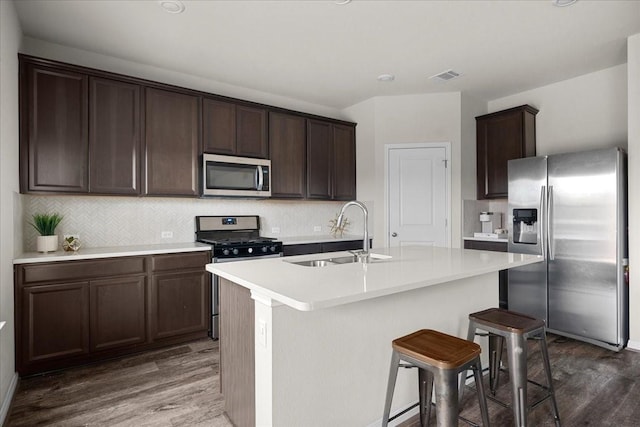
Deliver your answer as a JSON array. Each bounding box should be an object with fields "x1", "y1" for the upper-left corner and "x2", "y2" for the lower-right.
[
  {"x1": 90, "y1": 276, "x2": 146, "y2": 352},
  {"x1": 282, "y1": 239, "x2": 373, "y2": 256},
  {"x1": 151, "y1": 271, "x2": 208, "y2": 340},
  {"x1": 21, "y1": 282, "x2": 90, "y2": 367},
  {"x1": 15, "y1": 251, "x2": 211, "y2": 376}
]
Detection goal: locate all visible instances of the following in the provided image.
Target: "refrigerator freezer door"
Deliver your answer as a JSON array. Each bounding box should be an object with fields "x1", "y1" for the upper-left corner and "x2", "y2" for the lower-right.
[
  {"x1": 547, "y1": 148, "x2": 624, "y2": 344},
  {"x1": 507, "y1": 156, "x2": 548, "y2": 322}
]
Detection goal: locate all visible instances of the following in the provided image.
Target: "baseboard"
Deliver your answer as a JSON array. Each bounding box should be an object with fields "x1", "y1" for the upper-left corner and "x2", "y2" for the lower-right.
[
  {"x1": 626, "y1": 340, "x2": 640, "y2": 351},
  {"x1": 0, "y1": 373, "x2": 18, "y2": 427},
  {"x1": 366, "y1": 401, "x2": 419, "y2": 427}
]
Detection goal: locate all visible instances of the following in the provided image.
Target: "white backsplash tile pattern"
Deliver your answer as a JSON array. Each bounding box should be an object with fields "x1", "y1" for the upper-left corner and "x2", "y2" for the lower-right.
[
  {"x1": 22, "y1": 195, "x2": 367, "y2": 252},
  {"x1": 462, "y1": 199, "x2": 508, "y2": 237}
]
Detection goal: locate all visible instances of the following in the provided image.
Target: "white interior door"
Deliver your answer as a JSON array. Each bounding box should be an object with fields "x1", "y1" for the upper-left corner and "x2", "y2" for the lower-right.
[{"x1": 387, "y1": 144, "x2": 449, "y2": 248}]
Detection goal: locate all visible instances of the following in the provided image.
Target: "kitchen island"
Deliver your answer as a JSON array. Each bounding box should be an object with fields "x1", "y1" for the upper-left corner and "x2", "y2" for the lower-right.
[{"x1": 207, "y1": 245, "x2": 542, "y2": 427}]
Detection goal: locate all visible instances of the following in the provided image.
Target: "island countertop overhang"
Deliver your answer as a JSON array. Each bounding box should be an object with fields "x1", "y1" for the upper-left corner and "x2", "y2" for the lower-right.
[{"x1": 207, "y1": 245, "x2": 542, "y2": 312}]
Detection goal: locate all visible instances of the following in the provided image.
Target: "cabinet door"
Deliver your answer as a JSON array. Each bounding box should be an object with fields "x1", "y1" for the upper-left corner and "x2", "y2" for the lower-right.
[
  {"x1": 476, "y1": 105, "x2": 537, "y2": 200},
  {"x1": 477, "y1": 112, "x2": 521, "y2": 199},
  {"x1": 144, "y1": 87, "x2": 200, "y2": 196},
  {"x1": 90, "y1": 276, "x2": 146, "y2": 352},
  {"x1": 236, "y1": 105, "x2": 268, "y2": 158},
  {"x1": 332, "y1": 124, "x2": 356, "y2": 200},
  {"x1": 151, "y1": 270, "x2": 209, "y2": 340},
  {"x1": 306, "y1": 119, "x2": 332, "y2": 199},
  {"x1": 89, "y1": 77, "x2": 141, "y2": 194},
  {"x1": 22, "y1": 63, "x2": 88, "y2": 193},
  {"x1": 269, "y1": 112, "x2": 306, "y2": 198},
  {"x1": 20, "y1": 282, "x2": 90, "y2": 369},
  {"x1": 202, "y1": 98, "x2": 236, "y2": 155}
]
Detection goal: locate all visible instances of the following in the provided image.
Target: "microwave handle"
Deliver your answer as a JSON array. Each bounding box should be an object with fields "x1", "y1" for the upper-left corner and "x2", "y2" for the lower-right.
[{"x1": 256, "y1": 166, "x2": 264, "y2": 190}]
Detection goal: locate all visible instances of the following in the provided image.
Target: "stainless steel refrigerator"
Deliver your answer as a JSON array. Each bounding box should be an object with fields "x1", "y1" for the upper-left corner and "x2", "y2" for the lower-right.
[{"x1": 507, "y1": 147, "x2": 628, "y2": 351}]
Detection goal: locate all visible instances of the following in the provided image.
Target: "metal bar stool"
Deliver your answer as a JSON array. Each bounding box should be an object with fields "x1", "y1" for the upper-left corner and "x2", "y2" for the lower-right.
[
  {"x1": 382, "y1": 329, "x2": 491, "y2": 427},
  {"x1": 461, "y1": 308, "x2": 561, "y2": 427}
]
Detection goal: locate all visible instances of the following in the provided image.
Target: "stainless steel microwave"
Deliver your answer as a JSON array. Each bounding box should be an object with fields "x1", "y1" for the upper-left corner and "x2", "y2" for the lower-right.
[{"x1": 202, "y1": 154, "x2": 271, "y2": 197}]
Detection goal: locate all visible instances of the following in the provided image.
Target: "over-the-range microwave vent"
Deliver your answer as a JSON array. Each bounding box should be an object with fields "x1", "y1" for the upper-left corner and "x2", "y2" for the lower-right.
[{"x1": 429, "y1": 69, "x2": 461, "y2": 82}]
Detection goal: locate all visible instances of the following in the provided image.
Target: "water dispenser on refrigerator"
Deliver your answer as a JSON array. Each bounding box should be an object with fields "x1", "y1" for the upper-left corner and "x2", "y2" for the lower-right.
[{"x1": 513, "y1": 209, "x2": 538, "y2": 244}]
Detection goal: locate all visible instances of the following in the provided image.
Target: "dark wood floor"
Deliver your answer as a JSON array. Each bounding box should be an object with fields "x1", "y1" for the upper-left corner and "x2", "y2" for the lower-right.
[
  {"x1": 6, "y1": 339, "x2": 232, "y2": 427},
  {"x1": 6, "y1": 335, "x2": 640, "y2": 426},
  {"x1": 401, "y1": 334, "x2": 640, "y2": 427}
]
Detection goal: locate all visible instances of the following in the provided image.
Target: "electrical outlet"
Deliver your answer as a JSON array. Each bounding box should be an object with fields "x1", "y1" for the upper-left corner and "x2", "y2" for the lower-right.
[
  {"x1": 161, "y1": 231, "x2": 173, "y2": 239},
  {"x1": 313, "y1": 225, "x2": 322, "y2": 232},
  {"x1": 271, "y1": 227, "x2": 280, "y2": 234},
  {"x1": 258, "y1": 320, "x2": 267, "y2": 347}
]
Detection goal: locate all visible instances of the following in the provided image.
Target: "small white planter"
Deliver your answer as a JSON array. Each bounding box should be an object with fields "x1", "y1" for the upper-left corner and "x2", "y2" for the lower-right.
[{"x1": 37, "y1": 235, "x2": 58, "y2": 253}]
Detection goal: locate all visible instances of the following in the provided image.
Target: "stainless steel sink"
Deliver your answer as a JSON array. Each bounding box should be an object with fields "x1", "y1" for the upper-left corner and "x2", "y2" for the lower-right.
[{"x1": 286, "y1": 253, "x2": 391, "y2": 267}]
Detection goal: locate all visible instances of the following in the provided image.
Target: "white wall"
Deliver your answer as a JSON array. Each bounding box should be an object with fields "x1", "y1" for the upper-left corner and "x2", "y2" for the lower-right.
[
  {"x1": 343, "y1": 93, "x2": 463, "y2": 247},
  {"x1": 489, "y1": 64, "x2": 628, "y2": 154},
  {"x1": 461, "y1": 93, "x2": 487, "y2": 200},
  {"x1": 22, "y1": 37, "x2": 345, "y2": 121},
  {"x1": 627, "y1": 33, "x2": 640, "y2": 347},
  {"x1": 0, "y1": 0, "x2": 22, "y2": 421}
]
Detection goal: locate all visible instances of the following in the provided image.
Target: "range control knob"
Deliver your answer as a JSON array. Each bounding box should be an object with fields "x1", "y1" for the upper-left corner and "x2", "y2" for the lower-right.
[
  {"x1": 222, "y1": 249, "x2": 230, "y2": 256},
  {"x1": 270, "y1": 246, "x2": 276, "y2": 252},
  {"x1": 232, "y1": 248, "x2": 239, "y2": 255},
  {"x1": 248, "y1": 247, "x2": 253, "y2": 254},
  {"x1": 261, "y1": 246, "x2": 268, "y2": 253}
]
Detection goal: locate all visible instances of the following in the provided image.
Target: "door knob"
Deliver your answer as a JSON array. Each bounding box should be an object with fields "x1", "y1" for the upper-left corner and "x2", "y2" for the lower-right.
[{"x1": 391, "y1": 232, "x2": 398, "y2": 237}]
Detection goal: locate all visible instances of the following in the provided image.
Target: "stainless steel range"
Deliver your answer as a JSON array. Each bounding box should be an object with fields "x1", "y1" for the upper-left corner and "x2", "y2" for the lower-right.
[{"x1": 195, "y1": 215, "x2": 283, "y2": 340}]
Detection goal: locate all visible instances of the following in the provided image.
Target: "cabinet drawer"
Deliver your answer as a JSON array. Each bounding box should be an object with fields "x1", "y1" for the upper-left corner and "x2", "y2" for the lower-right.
[
  {"x1": 19, "y1": 257, "x2": 146, "y2": 285},
  {"x1": 151, "y1": 251, "x2": 210, "y2": 272}
]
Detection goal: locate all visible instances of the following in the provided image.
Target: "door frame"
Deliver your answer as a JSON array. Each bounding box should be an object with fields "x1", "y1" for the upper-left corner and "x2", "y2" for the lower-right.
[{"x1": 384, "y1": 142, "x2": 452, "y2": 248}]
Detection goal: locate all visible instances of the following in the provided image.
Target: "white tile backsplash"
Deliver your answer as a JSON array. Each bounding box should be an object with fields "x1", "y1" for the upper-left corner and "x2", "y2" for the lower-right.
[
  {"x1": 462, "y1": 199, "x2": 508, "y2": 237},
  {"x1": 22, "y1": 195, "x2": 367, "y2": 252}
]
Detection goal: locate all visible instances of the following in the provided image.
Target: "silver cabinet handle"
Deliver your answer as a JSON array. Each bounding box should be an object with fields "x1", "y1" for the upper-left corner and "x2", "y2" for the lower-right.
[{"x1": 391, "y1": 232, "x2": 398, "y2": 237}]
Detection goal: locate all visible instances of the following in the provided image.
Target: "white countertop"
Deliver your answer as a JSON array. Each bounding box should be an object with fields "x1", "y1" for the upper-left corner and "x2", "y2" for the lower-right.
[
  {"x1": 14, "y1": 242, "x2": 211, "y2": 264},
  {"x1": 270, "y1": 234, "x2": 370, "y2": 245},
  {"x1": 207, "y1": 245, "x2": 541, "y2": 311}
]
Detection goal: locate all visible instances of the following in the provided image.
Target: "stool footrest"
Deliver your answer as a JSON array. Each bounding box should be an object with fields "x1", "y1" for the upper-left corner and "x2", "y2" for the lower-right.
[{"x1": 387, "y1": 401, "x2": 419, "y2": 423}]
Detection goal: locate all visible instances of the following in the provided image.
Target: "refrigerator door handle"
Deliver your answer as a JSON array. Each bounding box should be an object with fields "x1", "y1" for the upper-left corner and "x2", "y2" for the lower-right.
[
  {"x1": 540, "y1": 185, "x2": 546, "y2": 259},
  {"x1": 548, "y1": 185, "x2": 554, "y2": 260}
]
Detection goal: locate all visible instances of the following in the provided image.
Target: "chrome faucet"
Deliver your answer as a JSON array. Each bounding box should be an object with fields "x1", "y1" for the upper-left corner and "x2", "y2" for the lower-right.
[{"x1": 337, "y1": 200, "x2": 369, "y2": 259}]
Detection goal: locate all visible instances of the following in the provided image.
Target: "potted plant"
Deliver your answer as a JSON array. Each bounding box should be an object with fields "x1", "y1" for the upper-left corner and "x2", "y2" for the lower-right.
[{"x1": 29, "y1": 213, "x2": 63, "y2": 253}]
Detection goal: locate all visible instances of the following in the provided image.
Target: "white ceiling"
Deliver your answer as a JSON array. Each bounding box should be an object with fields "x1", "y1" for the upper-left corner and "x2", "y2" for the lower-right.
[{"x1": 13, "y1": 0, "x2": 640, "y2": 110}]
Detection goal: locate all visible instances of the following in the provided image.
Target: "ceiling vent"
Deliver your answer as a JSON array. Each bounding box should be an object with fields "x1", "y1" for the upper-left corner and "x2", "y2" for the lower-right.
[{"x1": 429, "y1": 69, "x2": 461, "y2": 82}]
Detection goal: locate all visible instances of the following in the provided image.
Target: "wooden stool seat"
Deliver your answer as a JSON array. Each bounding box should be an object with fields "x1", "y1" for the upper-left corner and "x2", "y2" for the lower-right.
[
  {"x1": 383, "y1": 329, "x2": 490, "y2": 426},
  {"x1": 469, "y1": 308, "x2": 545, "y2": 334},
  {"x1": 392, "y1": 329, "x2": 481, "y2": 370}
]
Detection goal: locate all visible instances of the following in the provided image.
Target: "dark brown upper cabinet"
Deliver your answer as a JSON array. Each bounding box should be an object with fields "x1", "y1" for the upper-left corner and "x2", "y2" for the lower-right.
[
  {"x1": 20, "y1": 62, "x2": 89, "y2": 193},
  {"x1": 203, "y1": 98, "x2": 268, "y2": 159},
  {"x1": 307, "y1": 119, "x2": 356, "y2": 201},
  {"x1": 476, "y1": 105, "x2": 538, "y2": 199},
  {"x1": 89, "y1": 77, "x2": 141, "y2": 195},
  {"x1": 144, "y1": 87, "x2": 200, "y2": 196},
  {"x1": 269, "y1": 112, "x2": 306, "y2": 198},
  {"x1": 332, "y1": 124, "x2": 356, "y2": 201},
  {"x1": 19, "y1": 55, "x2": 356, "y2": 199}
]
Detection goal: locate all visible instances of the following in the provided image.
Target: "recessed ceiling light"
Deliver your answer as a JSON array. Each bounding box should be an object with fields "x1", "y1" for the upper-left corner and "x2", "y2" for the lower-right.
[
  {"x1": 335, "y1": 0, "x2": 352, "y2": 5},
  {"x1": 552, "y1": 0, "x2": 578, "y2": 7},
  {"x1": 158, "y1": 0, "x2": 185, "y2": 14},
  {"x1": 377, "y1": 74, "x2": 395, "y2": 82}
]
